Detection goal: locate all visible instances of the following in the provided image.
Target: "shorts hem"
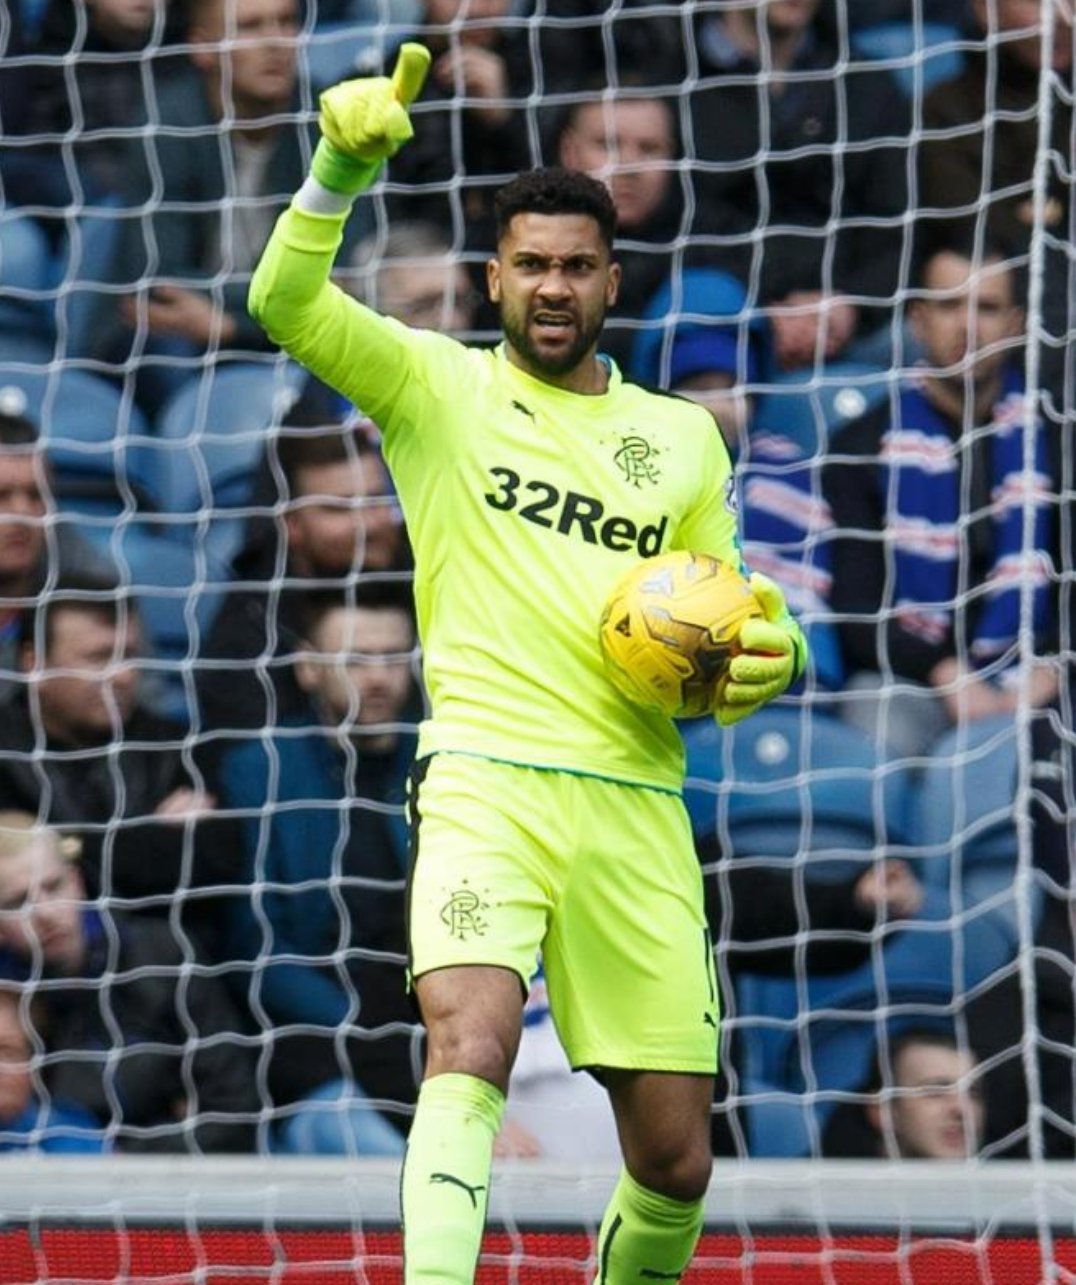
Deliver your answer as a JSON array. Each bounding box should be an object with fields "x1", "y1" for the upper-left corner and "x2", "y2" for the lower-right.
[
  {"x1": 568, "y1": 1054, "x2": 718, "y2": 1076},
  {"x1": 410, "y1": 957, "x2": 532, "y2": 990}
]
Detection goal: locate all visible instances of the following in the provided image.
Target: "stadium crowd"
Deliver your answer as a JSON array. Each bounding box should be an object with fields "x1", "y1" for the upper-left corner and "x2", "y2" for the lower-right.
[{"x1": 0, "y1": 0, "x2": 1072, "y2": 1163}]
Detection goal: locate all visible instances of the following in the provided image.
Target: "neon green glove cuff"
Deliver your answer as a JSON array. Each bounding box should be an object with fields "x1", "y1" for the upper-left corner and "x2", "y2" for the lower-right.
[
  {"x1": 310, "y1": 137, "x2": 382, "y2": 196},
  {"x1": 712, "y1": 573, "x2": 809, "y2": 726}
]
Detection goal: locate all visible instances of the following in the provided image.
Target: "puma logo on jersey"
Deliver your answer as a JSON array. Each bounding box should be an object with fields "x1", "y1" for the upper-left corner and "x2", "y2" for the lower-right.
[
  {"x1": 430, "y1": 1172, "x2": 486, "y2": 1208},
  {"x1": 484, "y1": 466, "x2": 668, "y2": 555}
]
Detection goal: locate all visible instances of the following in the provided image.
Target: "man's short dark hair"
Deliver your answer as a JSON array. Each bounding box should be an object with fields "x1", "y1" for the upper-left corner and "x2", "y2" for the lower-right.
[
  {"x1": 274, "y1": 423, "x2": 379, "y2": 497},
  {"x1": 912, "y1": 229, "x2": 1027, "y2": 307},
  {"x1": 494, "y1": 167, "x2": 618, "y2": 251},
  {"x1": 300, "y1": 582, "x2": 416, "y2": 648},
  {"x1": 19, "y1": 570, "x2": 132, "y2": 655},
  {"x1": 0, "y1": 408, "x2": 40, "y2": 451},
  {"x1": 866, "y1": 1026, "x2": 965, "y2": 1094}
]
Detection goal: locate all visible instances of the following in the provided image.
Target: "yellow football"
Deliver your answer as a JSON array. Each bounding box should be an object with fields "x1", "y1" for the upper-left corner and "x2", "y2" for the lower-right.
[{"x1": 599, "y1": 550, "x2": 763, "y2": 718}]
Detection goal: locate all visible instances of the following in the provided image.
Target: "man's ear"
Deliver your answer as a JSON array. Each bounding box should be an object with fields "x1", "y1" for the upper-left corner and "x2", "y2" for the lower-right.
[
  {"x1": 486, "y1": 257, "x2": 501, "y2": 304},
  {"x1": 606, "y1": 260, "x2": 621, "y2": 307},
  {"x1": 18, "y1": 643, "x2": 35, "y2": 675},
  {"x1": 864, "y1": 1098, "x2": 883, "y2": 1137}
]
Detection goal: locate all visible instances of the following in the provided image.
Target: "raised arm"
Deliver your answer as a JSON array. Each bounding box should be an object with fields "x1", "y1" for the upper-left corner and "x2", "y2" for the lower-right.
[{"x1": 247, "y1": 46, "x2": 433, "y2": 422}]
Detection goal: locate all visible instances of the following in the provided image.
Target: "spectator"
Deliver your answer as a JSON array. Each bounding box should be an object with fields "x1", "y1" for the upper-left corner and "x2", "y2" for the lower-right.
[
  {"x1": 0, "y1": 395, "x2": 116, "y2": 706},
  {"x1": 701, "y1": 829, "x2": 929, "y2": 1156},
  {"x1": 631, "y1": 268, "x2": 765, "y2": 449},
  {"x1": 342, "y1": 221, "x2": 481, "y2": 337},
  {"x1": 18, "y1": 0, "x2": 186, "y2": 213},
  {"x1": 824, "y1": 241, "x2": 1056, "y2": 758},
  {"x1": 699, "y1": 830, "x2": 925, "y2": 982},
  {"x1": 555, "y1": 90, "x2": 693, "y2": 374},
  {"x1": 0, "y1": 572, "x2": 241, "y2": 950},
  {"x1": 0, "y1": 812, "x2": 257, "y2": 1153},
  {"x1": 0, "y1": 983, "x2": 105, "y2": 1153},
  {"x1": 687, "y1": 0, "x2": 910, "y2": 369},
  {"x1": 537, "y1": 1, "x2": 686, "y2": 92},
  {"x1": 88, "y1": 0, "x2": 367, "y2": 414},
  {"x1": 384, "y1": 0, "x2": 534, "y2": 252},
  {"x1": 216, "y1": 585, "x2": 422, "y2": 1154},
  {"x1": 918, "y1": 0, "x2": 1074, "y2": 401},
  {"x1": 197, "y1": 415, "x2": 407, "y2": 734},
  {"x1": 823, "y1": 1028, "x2": 985, "y2": 1159}
]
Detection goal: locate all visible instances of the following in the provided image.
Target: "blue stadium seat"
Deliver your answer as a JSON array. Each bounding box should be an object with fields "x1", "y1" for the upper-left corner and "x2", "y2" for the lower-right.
[
  {"x1": 752, "y1": 362, "x2": 891, "y2": 456},
  {"x1": 55, "y1": 203, "x2": 124, "y2": 359},
  {"x1": 0, "y1": 213, "x2": 55, "y2": 342},
  {"x1": 851, "y1": 22, "x2": 965, "y2": 98},
  {"x1": 909, "y1": 713, "x2": 1037, "y2": 957},
  {"x1": 0, "y1": 368, "x2": 155, "y2": 511},
  {"x1": 136, "y1": 361, "x2": 305, "y2": 567},
  {"x1": 682, "y1": 704, "x2": 910, "y2": 869}
]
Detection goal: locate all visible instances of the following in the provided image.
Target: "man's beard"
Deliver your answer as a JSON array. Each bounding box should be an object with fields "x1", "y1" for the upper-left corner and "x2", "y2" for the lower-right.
[{"x1": 499, "y1": 302, "x2": 606, "y2": 377}]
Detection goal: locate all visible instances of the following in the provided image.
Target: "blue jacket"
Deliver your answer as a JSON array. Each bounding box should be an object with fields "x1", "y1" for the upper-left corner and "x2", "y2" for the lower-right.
[
  {"x1": 218, "y1": 722, "x2": 416, "y2": 1031},
  {"x1": 0, "y1": 1101, "x2": 107, "y2": 1154}
]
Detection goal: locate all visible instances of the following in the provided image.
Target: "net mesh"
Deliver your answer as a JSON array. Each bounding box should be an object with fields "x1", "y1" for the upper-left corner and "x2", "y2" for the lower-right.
[{"x1": 0, "y1": 0, "x2": 1074, "y2": 1275}]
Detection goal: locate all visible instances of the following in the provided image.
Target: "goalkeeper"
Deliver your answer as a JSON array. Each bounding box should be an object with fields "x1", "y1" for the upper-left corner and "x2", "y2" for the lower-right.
[{"x1": 248, "y1": 44, "x2": 806, "y2": 1284}]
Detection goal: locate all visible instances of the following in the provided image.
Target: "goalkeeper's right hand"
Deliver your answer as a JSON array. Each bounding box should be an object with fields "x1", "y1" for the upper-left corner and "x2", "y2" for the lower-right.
[{"x1": 311, "y1": 41, "x2": 431, "y2": 196}]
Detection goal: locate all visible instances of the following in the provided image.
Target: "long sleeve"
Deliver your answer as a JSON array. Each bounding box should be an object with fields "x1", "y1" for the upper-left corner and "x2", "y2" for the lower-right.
[{"x1": 248, "y1": 203, "x2": 418, "y2": 425}]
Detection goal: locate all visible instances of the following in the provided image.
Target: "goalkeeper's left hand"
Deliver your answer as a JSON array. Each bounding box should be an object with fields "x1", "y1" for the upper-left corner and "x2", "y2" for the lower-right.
[{"x1": 714, "y1": 572, "x2": 808, "y2": 727}]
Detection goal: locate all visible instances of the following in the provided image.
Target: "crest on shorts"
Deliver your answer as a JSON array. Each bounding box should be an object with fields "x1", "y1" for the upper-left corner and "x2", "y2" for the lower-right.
[{"x1": 440, "y1": 883, "x2": 490, "y2": 941}]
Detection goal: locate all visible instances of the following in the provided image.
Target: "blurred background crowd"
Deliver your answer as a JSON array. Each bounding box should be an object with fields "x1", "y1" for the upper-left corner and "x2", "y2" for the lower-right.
[{"x1": 0, "y1": 0, "x2": 1073, "y2": 1164}]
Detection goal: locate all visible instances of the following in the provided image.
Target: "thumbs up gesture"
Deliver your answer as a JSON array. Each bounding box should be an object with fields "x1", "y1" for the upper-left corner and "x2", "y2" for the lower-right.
[{"x1": 312, "y1": 42, "x2": 431, "y2": 194}]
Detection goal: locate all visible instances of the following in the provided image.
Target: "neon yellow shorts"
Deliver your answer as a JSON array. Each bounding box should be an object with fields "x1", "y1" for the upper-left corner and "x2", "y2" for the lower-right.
[{"x1": 406, "y1": 752, "x2": 719, "y2": 1075}]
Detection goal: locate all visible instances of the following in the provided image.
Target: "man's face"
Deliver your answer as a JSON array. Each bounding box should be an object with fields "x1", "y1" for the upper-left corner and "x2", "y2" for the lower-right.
[
  {"x1": 764, "y1": 0, "x2": 822, "y2": 37},
  {"x1": 286, "y1": 455, "x2": 401, "y2": 574},
  {"x1": 976, "y1": 0, "x2": 1073, "y2": 74},
  {"x1": 296, "y1": 606, "x2": 415, "y2": 747},
  {"x1": 29, "y1": 608, "x2": 141, "y2": 745},
  {"x1": 0, "y1": 996, "x2": 32, "y2": 1123},
  {"x1": 423, "y1": 0, "x2": 510, "y2": 47},
  {"x1": 558, "y1": 100, "x2": 675, "y2": 233},
  {"x1": 87, "y1": 0, "x2": 162, "y2": 46},
  {"x1": 912, "y1": 252, "x2": 1022, "y2": 386},
  {"x1": 487, "y1": 213, "x2": 620, "y2": 380},
  {"x1": 0, "y1": 838, "x2": 85, "y2": 975},
  {"x1": 0, "y1": 452, "x2": 46, "y2": 591},
  {"x1": 883, "y1": 1043, "x2": 984, "y2": 1160},
  {"x1": 192, "y1": 0, "x2": 299, "y2": 113},
  {"x1": 376, "y1": 259, "x2": 477, "y2": 335}
]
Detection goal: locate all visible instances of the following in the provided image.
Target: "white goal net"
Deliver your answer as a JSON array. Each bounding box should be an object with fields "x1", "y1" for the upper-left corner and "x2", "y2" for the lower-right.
[{"x1": 0, "y1": 0, "x2": 1074, "y2": 1278}]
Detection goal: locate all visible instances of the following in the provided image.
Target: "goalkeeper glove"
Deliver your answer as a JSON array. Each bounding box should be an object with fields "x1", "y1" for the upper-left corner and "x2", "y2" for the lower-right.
[
  {"x1": 311, "y1": 42, "x2": 431, "y2": 196},
  {"x1": 714, "y1": 572, "x2": 808, "y2": 727}
]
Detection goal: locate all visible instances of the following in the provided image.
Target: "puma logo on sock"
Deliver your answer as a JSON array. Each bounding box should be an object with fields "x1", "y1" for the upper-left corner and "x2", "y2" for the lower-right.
[{"x1": 429, "y1": 1172, "x2": 486, "y2": 1209}]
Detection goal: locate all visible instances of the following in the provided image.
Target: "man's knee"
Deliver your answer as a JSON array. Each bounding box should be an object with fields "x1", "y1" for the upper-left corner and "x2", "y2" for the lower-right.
[
  {"x1": 416, "y1": 965, "x2": 524, "y2": 1092},
  {"x1": 630, "y1": 1138, "x2": 713, "y2": 1204},
  {"x1": 425, "y1": 1023, "x2": 516, "y2": 1090}
]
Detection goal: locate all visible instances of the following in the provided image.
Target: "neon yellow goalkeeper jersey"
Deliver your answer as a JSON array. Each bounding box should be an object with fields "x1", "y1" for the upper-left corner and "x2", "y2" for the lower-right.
[{"x1": 250, "y1": 204, "x2": 743, "y2": 791}]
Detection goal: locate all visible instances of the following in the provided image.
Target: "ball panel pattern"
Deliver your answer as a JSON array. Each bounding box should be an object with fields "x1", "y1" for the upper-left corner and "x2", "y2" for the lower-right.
[{"x1": 599, "y1": 551, "x2": 763, "y2": 718}]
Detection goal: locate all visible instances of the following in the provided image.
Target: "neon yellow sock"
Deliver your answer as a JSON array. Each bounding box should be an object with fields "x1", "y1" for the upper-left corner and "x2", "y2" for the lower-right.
[
  {"x1": 401, "y1": 1072, "x2": 505, "y2": 1285},
  {"x1": 594, "y1": 1168, "x2": 704, "y2": 1284}
]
